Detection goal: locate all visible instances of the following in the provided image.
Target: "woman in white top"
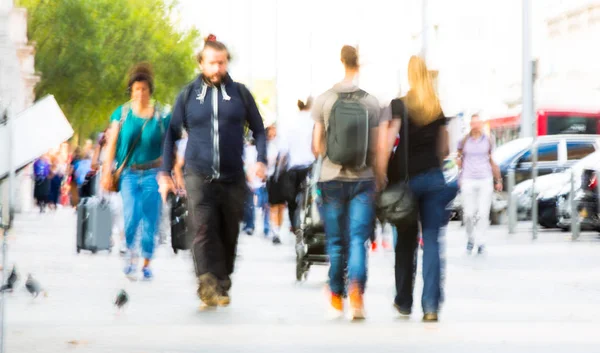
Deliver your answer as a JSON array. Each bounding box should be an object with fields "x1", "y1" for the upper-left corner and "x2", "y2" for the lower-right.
[
  {"x1": 278, "y1": 98, "x2": 315, "y2": 233},
  {"x1": 266, "y1": 125, "x2": 285, "y2": 245}
]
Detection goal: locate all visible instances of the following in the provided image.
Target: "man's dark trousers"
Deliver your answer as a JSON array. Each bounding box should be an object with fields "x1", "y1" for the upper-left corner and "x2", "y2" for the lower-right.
[{"x1": 185, "y1": 170, "x2": 248, "y2": 291}]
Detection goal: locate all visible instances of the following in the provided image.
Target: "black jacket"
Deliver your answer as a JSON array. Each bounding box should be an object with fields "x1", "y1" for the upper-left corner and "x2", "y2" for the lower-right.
[{"x1": 161, "y1": 74, "x2": 267, "y2": 181}]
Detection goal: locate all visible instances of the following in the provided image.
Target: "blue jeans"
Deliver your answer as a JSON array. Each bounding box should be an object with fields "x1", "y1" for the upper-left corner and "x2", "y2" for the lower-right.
[
  {"x1": 394, "y1": 168, "x2": 453, "y2": 314},
  {"x1": 320, "y1": 180, "x2": 376, "y2": 295},
  {"x1": 243, "y1": 186, "x2": 270, "y2": 235},
  {"x1": 243, "y1": 190, "x2": 255, "y2": 232},
  {"x1": 256, "y1": 186, "x2": 270, "y2": 234},
  {"x1": 120, "y1": 168, "x2": 162, "y2": 260}
]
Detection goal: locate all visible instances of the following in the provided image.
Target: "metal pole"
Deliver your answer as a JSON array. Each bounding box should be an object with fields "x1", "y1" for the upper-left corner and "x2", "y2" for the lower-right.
[
  {"x1": 571, "y1": 169, "x2": 580, "y2": 240},
  {"x1": 531, "y1": 140, "x2": 538, "y2": 240},
  {"x1": 508, "y1": 169, "x2": 516, "y2": 234},
  {"x1": 521, "y1": 0, "x2": 533, "y2": 138},
  {"x1": 0, "y1": 103, "x2": 13, "y2": 353}
]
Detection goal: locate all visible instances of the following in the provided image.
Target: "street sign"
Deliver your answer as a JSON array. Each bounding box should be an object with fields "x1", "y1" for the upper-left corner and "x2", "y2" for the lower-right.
[{"x1": 0, "y1": 95, "x2": 73, "y2": 180}]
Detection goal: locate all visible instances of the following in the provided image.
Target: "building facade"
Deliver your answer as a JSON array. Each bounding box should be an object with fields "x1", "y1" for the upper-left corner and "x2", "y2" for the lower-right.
[{"x1": 0, "y1": 0, "x2": 40, "y2": 213}]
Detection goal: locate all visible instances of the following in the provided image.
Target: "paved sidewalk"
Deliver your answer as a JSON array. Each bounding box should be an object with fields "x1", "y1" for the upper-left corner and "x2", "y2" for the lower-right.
[{"x1": 1, "y1": 208, "x2": 600, "y2": 352}]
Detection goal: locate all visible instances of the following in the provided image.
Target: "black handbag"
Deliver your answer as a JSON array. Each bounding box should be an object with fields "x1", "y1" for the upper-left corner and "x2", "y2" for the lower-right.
[
  {"x1": 376, "y1": 99, "x2": 418, "y2": 226},
  {"x1": 267, "y1": 153, "x2": 291, "y2": 204}
]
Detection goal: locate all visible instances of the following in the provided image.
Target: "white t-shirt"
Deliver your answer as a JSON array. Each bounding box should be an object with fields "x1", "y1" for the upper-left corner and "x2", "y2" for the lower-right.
[
  {"x1": 279, "y1": 110, "x2": 315, "y2": 170},
  {"x1": 267, "y1": 140, "x2": 279, "y2": 177}
]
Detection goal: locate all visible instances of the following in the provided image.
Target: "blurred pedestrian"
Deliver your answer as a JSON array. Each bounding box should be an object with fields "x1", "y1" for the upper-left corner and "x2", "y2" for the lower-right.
[
  {"x1": 278, "y1": 97, "x2": 315, "y2": 235},
  {"x1": 266, "y1": 125, "x2": 286, "y2": 245},
  {"x1": 377, "y1": 55, "x2": 455, "y2": 322},
  {"x1": 33, "y1": 154, "x2": 51, "y2": 213},
  {"x1": 101, "y1": 63, "x2": 171, "y2": 281},
  {"x1": 159, "y1": 37, "x2": 267, "y2": 309},
  {"x1": 242, "y1": 137, "x2": 270, "y2": 237},
  {"x1": 456, "y1": 113, "x2": 502, "y2": 255},
  {"x1": 312, "y1": 45, "x2": 382, "y2": 320}
]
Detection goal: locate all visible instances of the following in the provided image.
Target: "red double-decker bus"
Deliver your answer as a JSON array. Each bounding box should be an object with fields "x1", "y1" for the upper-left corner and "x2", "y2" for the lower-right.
[{"x1": 486, "y1": 109, "x2": 600, "y2": 145}]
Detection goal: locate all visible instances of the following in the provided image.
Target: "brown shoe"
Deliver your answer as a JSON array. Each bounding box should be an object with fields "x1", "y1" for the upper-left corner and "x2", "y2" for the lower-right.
[
  {"x1": 348, "y1": 283, "x2": 365, "y2": 321},
  {"x1": 217, "y1": 290, "x2": 231, "y2": 307},
  {"x1": 423, "y1": 312, "x2": 438, "y2": 322},
  {"x1": 197, "y1": 273, "x2": 219, "y2": 307}
]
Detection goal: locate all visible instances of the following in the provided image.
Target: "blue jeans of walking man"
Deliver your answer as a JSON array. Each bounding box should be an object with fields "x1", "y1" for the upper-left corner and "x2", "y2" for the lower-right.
[{"x1": 320, "y1": 180, "x2": 376, "y2": 296}]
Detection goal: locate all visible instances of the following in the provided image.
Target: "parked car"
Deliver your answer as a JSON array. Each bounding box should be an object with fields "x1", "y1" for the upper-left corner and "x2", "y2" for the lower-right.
[
  {"x1": 557, "y1": 161, "x2": 600, "y2": 231},
  {"x1": 495, "y1": 134, "x2": 600, "y2": 187},
  {"x1": 512, "y1": 172, "x2": 567, "y2": 221},
  {"x1": 510, "y1": 152, "x2": 600, "y2": 223},
  {"x1": 443, "y1": 155, "x2": 460, "y2": 220}
]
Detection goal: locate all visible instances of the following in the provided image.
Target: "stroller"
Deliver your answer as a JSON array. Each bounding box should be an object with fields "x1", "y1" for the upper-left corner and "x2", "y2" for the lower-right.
[{"x1": 295, "y1": 159, "x2": 328, "y2": 281}]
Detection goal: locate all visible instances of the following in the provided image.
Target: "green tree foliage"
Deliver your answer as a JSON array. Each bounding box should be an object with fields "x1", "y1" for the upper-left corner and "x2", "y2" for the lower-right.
[{"x1": 18, "y1": 0, "x2": 200, "y2": 141}]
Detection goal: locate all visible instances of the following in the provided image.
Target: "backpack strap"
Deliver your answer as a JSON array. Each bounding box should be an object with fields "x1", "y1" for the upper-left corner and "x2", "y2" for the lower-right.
[
  {"x1": 237, "y1": 83, "x2": 252, "y2": 111},
  {"x1": 179, "y1": 82, "x2": 195, "y2": 131},
  {"x1": 237, "y1": 83, "x2": 254, "y2": 136}
]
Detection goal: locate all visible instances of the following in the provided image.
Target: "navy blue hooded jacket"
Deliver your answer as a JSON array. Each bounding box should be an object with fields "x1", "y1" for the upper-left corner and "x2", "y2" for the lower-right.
[{"x1": 161, "y1": 74, "x2": 267, "y2": 181}]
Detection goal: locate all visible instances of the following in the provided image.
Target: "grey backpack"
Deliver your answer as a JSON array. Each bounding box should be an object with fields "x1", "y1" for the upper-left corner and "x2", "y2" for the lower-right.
[{"x1": 326, "y1": 90, "x2": 370, "y2": 168}]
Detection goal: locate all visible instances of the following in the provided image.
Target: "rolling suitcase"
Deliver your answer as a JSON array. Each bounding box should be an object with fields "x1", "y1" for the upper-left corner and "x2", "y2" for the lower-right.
[
  {"x1": 77, "y1": 197, "x2": 112, "y2": 254},
  {"x1": 168, "y1": 193, "x2": 189, "y2": 254}
]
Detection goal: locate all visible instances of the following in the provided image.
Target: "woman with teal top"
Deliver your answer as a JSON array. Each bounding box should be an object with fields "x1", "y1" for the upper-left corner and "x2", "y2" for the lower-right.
[{"x1": 101, "y1": 63, "x2": 171, "y2": 281}]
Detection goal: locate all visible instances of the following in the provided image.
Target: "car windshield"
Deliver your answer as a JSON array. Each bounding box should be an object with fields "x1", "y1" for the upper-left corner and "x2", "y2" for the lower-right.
[{"x1": 493, "y1": 138, "x2": 533, "y2": 164}]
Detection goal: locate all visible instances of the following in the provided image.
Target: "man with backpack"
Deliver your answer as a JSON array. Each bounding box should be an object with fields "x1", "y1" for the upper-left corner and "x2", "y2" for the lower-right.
[
  {"x1": 311, "y1": 45, "x2": 383, "y2": 320},
  {"x1": 159, "y1": 37, "x2": 267, "y2": 309},
  {"x1": 456, "y1": 113, "x2": 502, "y2": 255}
]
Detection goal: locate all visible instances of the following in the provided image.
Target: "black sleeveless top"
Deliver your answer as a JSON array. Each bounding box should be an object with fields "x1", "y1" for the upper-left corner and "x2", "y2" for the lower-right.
[{"x1": 388, "y1": 98, "x2": 446, "y2": 182}]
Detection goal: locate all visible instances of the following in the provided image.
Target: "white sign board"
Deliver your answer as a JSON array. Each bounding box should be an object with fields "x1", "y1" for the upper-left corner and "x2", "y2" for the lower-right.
[{"x1": 0, "y1": 95, "x2": 74, "y2": 179}]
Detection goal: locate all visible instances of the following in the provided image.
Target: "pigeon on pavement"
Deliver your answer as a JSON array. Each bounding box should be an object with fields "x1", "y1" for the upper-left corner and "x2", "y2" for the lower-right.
[
  {"x1": 25, "y1": 274, "x2": 45, "y2": 298},
  {"x1": 114, "y1": 289, "x2": 129, "y2": 310},
  {"x1": 0, "y1": 266, "x2": 18, "y2": 292}
]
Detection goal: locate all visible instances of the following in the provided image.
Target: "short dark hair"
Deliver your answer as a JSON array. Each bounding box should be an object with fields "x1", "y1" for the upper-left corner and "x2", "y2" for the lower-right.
[
  {"x1": 127, "y1": 62, "x2": 154, "y2": 94},
  {"x1": 196, "y1": 40, "x2": 231, "y2": 63},
  {"x1": 297, "y1": 97, "x2": 313, "y2": 111},
  {"x1": 341, "y1": 45, "x2": 359, "y2": 69}
]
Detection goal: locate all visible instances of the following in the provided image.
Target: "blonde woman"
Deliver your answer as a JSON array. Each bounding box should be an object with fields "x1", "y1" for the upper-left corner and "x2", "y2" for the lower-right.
[{"x1": 377, "y1": 56, "x2": 453, "y2": 322}]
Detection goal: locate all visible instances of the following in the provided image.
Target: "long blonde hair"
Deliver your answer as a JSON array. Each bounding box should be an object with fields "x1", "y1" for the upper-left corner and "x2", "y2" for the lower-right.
[{"x1": 404, "y1": 55, "x2": 442, "y2": 125}]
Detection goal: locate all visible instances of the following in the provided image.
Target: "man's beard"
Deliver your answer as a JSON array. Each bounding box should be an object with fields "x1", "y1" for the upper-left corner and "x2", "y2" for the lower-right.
[{"x1": 203, "y1": 72, "x2": 226, "y2": 86}]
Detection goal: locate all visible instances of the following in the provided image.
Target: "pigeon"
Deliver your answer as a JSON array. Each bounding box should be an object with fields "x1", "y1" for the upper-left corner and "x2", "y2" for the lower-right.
[
  {"x1": 0, "y1": 266, "x2": 18, "y2": 292},
  {"x1": 25, "y1": 274, "x2": 45, "y2": 298},
  {"x1": 114, "y1": 289, "x2": 129, "y2": 310}
]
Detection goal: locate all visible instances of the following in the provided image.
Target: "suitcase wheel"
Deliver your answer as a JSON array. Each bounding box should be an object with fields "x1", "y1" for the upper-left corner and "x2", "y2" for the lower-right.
[
  {"x1": 76, "y1": 247, "x2": 81, "y2": 254},
  {"x1": 91, "y1": 248, "x2": 98, "y2": 254},
  {"x1": 173, "y1": 248, "x2": 178, "y2": 254}
]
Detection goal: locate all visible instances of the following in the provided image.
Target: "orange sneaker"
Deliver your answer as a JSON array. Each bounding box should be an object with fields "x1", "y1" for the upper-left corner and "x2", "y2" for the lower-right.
[
  {"x1": 371, "y1": 241, "x2": 378, "y2": 252},
  {"x1": 330, "y1": 292, "x2": 343, "y2": 312},
  {"x1": 348, "y1": 283, "x2": 365, "y2": 320}
]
